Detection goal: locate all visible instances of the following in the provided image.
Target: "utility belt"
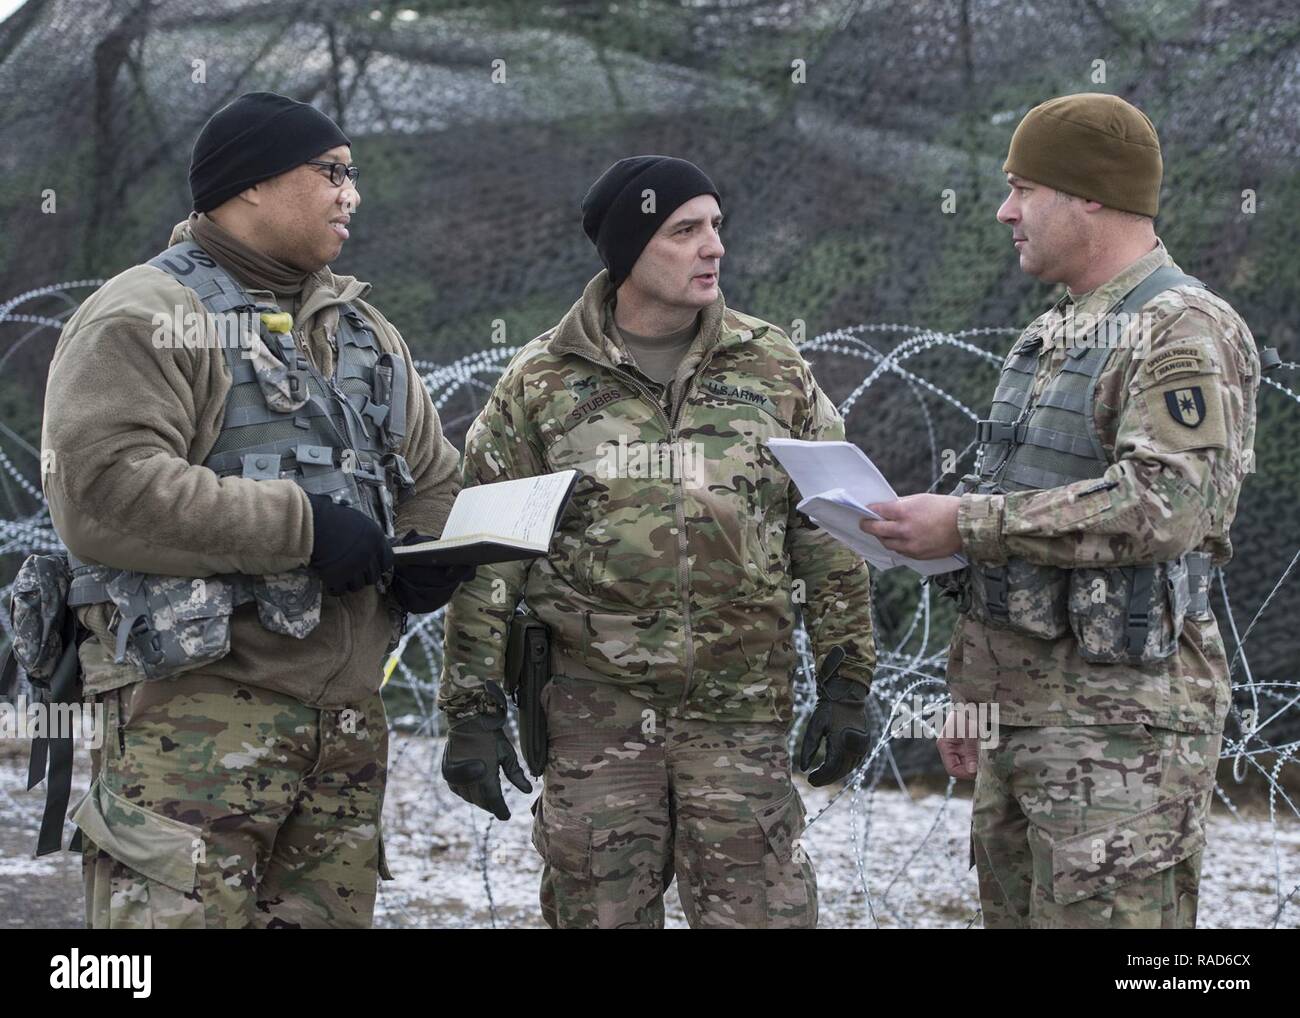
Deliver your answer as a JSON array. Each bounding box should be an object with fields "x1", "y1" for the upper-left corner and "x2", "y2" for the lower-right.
[
  {"x1": 4, "y1": 551, "x2": 327, "y2": 856},
  {"x1": 935, "y1": 481, "x2": 1213, "y2": 665},
  {"x1": 63, "y1": 558, "x2": 322, "y2": 681},
  {"x1": 59, "y1": 444, "x2": 417, "y2": 684},
  {"x1": 503, "y1": 613, "x2": 551, "y2": 778}
]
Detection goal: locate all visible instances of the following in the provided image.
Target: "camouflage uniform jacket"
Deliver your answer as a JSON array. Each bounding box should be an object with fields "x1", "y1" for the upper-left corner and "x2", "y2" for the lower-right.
[
  {"x1": 440, "y1": 271, "x2": 876, "y2": 723},
  {"x1": 950, "y1": 240, "x2": 1260, "y2": 733}
]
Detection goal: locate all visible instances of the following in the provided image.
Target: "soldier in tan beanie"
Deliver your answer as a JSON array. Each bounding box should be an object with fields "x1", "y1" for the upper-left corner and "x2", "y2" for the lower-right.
[
  {"x1": 860, "y1": 93, "x2": 1264, "y2": 928},
  {"x1": 1000, "y1": 92, "x2": 1164, "y2": 288}
]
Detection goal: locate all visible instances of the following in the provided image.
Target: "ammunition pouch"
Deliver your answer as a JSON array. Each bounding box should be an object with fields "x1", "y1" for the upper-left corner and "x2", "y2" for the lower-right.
[
  {"x1": 938, "y1": 473, "x2": 1213, "y2": 662},
  {"x1": 1067, "y1": 552, "x2": 1211, "y2": 664},
  {"x1": 251, "y1": 571, "x2": 323, "y2": 638},
  {"x1": 967, "y1": 558, "x2": 1071, "y2": 640},
  {"x1": 504, "y1": 614, "x2": 551, "y2": 778},
  {"x1": 104, "y1": 573, "x2": 235, "y2": 681},
  {"x1": 945, "y1": 551, "x2": 1212, "y2": 664},
  {"x1": 7, "y1": 552, "x2": 88, "y2": 856},
  {"x1": 9, "y1": 553, "x2": 73, "y2": 684},
  {"x1": 944, "y1": 477, "x2": 1072, "y2": 640},
  {"x1": 66, "y1": 563, "x2": 321, "y2": 682}
]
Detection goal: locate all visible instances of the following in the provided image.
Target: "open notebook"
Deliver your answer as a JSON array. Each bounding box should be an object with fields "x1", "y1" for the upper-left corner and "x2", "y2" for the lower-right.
[{"x1": 392, "y1": 469, "x2": 579, "y2": 566}]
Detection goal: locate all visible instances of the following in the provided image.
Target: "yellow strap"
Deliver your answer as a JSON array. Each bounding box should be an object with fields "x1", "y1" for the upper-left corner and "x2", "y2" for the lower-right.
[{"x1": 259, "y1": 311, "x2": 294, "y2": 334}]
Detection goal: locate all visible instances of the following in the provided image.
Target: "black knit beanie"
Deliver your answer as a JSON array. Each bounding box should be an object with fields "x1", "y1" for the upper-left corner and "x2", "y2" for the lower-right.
[
  {"x1": 189, "y1": 92, "x2": 351, "y2": 213},
  {"x1": 581, "y1": 156, "x2": 721, "y2": 287}
]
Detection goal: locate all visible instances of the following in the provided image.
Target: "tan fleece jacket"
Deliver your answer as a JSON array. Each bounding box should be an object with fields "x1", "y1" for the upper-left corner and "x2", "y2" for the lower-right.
[{"x1": 41, "y1": 217, "x2": 461, "y2": 708}]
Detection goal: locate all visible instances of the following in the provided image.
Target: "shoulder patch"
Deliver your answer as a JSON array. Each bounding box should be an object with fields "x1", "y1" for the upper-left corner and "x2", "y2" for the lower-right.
[
  {"x1": 1140, "y1": 377, "x2": 1227, "y2": 453},
  {"x1": 1163, "y1": 385, "x2": 1206, "y2": 428},
  {"x1": 1143, "y1": 343, "x2": 1208, "y2": 383}
]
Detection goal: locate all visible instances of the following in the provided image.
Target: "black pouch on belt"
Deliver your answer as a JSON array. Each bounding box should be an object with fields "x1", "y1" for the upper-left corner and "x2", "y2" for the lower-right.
[{"x1": 504, "y1": 614, "x2": 551, "y2": 778}]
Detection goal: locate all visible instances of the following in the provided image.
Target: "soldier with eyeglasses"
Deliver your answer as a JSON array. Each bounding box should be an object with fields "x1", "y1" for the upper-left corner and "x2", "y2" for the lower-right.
[{"x1": 40, "y1": 91, "x2": 468, "y2": 928}]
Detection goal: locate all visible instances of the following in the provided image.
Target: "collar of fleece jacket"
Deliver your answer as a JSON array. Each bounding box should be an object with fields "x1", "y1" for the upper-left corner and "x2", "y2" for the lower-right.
[{"x1": 547, "y1": 270, "x2": 731, "y2": 368}]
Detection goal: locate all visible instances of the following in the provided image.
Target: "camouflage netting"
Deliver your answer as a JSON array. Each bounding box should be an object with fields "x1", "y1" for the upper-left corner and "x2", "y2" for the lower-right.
[{"x1": 0, "y1": 0, "x2": 1297, "y2": 925}]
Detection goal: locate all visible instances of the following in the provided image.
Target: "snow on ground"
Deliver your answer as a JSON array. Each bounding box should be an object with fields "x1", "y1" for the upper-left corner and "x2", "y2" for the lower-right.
[{"x1": 2, "y1": 733, "x2": 1297, "y2": 929}]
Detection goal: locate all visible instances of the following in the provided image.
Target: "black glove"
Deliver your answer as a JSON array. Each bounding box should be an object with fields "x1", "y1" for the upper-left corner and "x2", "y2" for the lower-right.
[
  {"x1": 306, "y1": 492, "x2": 394, "y2": 595},
  {"x1": 798, "y1": 646, "x2": 871, "y2": 787},
  {"x1": 391, "y1": 530, "x2": 476, "y2": 614},
  {"x1": 441, "y1": 682, "x2": 532, "y2": 820}
]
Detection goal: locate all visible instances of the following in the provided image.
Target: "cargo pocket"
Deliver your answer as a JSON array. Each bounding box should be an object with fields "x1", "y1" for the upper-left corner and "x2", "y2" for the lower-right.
[
  {"x1": 682, "y1": 788, "x2": 816, "y2": 929},
  {"x1": 534, "y1": 800, "x2": 592, "y2": 873},
  {"x1": 755, "y1": 789, "x2": 818, "y2": 929},
  {"x1": 253, "y1": 570, "x2": 321, "y2": 638},
  {"x1": 532, "y1": 797, "x2": 596, "y2": 928},
  {"x1": 1045, "y1": 789, "x2": 1206, "y2": 926},
  {"x1": 72, "y1": 776, "x2": 204, "y2": 929}
]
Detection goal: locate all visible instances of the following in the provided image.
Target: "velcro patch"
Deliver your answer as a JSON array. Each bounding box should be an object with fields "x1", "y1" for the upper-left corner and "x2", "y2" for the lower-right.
[
  {"x1": 567, "y1": 387, "x2": 628, "y2": 426},
  {"x1": 1141, "y1": 376, "x2": 1227, "y2": 453},
  {"x1": 1143, "y1": 344, "x2": 1207, "y2": 383},
  {"x1": 699, "y1": 378, "x2": 778, "y2": 416},
  {"x1": 1164, "y1": 386, "x2": 1206, "y2": 428}
]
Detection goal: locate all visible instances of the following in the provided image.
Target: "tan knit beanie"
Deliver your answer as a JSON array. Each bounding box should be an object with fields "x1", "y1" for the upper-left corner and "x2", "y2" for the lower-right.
[{"x1": 1003, "y1": 93, "x2": 1162, "y2": 216}]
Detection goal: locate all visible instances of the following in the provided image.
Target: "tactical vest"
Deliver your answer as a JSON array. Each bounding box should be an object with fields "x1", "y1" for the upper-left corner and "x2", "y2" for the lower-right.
[
  {"x1": 949, "y1": 265, "x2": 1213, "y2": 663},
  {"x1": 63, "y1": 241, "x2": 416, "y2": 680}
]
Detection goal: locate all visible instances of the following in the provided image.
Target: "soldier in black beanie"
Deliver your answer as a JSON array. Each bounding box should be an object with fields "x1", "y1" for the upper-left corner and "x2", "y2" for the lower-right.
[
  {"x1": 571, "y1": 155, "x2": 726, "y2": 383},
  {"x1": 580, "y1": 155, "x2": 722, "y2": 289},
  {"x1": 40, "y1": 91, "x2": 468, "y2": 928},
  {"x1": 440, "y1": 156, "x2": 876, "y2": 929},
  {"x1": 188, "y1": 91, "x2": 360, "y2": 271},
  {"x1": 189, "y1": 91, "x2": 352, "y2": 215}
]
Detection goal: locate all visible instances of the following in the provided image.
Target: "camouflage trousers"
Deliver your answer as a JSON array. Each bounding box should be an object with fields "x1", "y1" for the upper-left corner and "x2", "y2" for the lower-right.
[
  {"x1": 532, "y1": 674, "x2": 817, "y2": 929},
  {"x1": 972, "y1": 723, "x2": 1221, "y2": 929},
  {"x1": 75, "y1": 672, "x2": 391, "y2": 929}
]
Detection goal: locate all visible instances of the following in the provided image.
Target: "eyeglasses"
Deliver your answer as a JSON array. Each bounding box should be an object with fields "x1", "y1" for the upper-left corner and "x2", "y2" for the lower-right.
[{"x1": 305, "y1": 160, "x2": 360, "y2": 187}]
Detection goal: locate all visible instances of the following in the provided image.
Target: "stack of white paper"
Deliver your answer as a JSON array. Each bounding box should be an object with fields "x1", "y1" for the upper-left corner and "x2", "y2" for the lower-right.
[{"x1": 766, "y1": 439, "x2": 967, "y2": 577}]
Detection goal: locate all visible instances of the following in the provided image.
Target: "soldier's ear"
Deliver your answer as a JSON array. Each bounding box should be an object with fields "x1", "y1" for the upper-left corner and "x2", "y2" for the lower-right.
[{"x1": 235, "y1": 183, "x2": 264, "y2": 208}]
